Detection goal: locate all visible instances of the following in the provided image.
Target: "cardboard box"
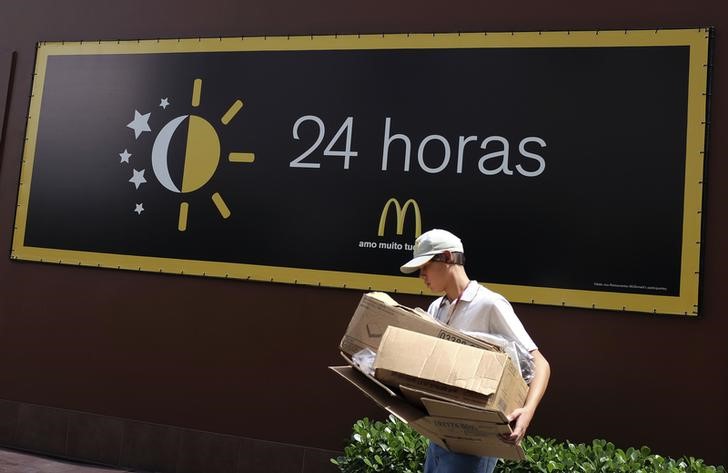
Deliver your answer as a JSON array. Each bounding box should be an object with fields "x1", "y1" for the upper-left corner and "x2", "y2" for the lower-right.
[
  {"x1": 330, "y1": 365, "x2": 526, "y2": 461},
  {"x1": 334, "y1": 294, "x2": 529, "y2": 461},
  {"x1": 374, "y1": 326, "x2": 529, "y2": 416},
  {"x1": 339, "y1": 292, "x2": 501, "y2": 357}
]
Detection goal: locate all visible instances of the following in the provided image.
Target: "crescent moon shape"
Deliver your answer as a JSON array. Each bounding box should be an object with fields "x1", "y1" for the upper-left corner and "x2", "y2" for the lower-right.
[{"x1": 152, "y1": 115, "x2": 188, "y2": 193}]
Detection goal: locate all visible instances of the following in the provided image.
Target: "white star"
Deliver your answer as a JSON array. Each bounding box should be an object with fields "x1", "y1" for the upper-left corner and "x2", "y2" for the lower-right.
[
  {"x1": 134, "y1": 203, "x2": 144, "y2": 215},
  {"x1": 129, "y1": 169, "x2": 147, "y2": 189},
  {"x1": 160, "y1": 98, "x2": 170, "y2": 109},
  {"x1": 119, "y1": 149, "x2": 131, "y2": 164},
  {"x1": 126, "y1": 110, "x2": 151, "y2": 139}
]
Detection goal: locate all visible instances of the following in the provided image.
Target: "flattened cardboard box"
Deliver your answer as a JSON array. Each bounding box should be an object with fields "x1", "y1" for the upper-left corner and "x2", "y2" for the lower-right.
[
  {"x1": 374, "y1": 326, "x2": 529, "y2": 416},
  {"x1": 340, "y1": 292, "x2": 501, "y2": 357},
  {"x1": 330, "y1": 365, "x2": 526, "y2": 461}
]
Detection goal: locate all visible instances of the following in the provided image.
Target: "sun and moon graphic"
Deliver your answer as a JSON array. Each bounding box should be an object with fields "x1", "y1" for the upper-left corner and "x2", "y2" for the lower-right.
[{"x1": 119, "y1": 78, "x2": 254, "y2": 231}]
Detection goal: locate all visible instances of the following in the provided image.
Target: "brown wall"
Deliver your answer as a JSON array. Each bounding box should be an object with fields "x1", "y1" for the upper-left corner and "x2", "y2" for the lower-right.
[{"x1": 0, "y1": 0, "x2": 726, "y2": 468}]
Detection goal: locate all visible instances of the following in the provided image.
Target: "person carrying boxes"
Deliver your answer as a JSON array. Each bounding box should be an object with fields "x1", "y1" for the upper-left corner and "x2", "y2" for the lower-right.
[{"x1": 400, "y1": 229, "x2": 551, "y2": 473}]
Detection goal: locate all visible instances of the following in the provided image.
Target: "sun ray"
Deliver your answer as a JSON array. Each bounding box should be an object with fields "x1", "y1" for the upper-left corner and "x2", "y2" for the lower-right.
[
  {"x1": 192, "y1": 79, "x2": 202, "y2": 107},
  {"x1": 178, "y1": 202, "x2": 189, "y2": 231},
  {"x1": 221, "y1": 100, "x2": 243, "y2": 125},
  {"x1": 228, "y1": 152, "x2": 255, "y2": 163},
  {"x1": 212, "y1": 192, "x2": 231, "y2": 218}
]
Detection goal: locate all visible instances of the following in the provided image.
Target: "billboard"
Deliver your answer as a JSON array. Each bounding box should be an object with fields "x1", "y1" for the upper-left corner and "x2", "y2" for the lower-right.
[{"x1": 11, "y1": 29, "x2": 711, "y2": 315}]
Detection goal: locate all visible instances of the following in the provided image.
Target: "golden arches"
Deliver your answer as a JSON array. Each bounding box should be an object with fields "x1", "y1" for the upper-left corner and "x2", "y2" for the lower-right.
[{"x1": 378, "y1": 198, "x2": 421, "y2": 237}]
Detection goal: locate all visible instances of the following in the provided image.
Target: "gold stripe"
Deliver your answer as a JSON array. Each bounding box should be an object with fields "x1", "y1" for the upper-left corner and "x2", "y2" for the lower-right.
[
  {"x1": 8, "y1": 243, "x2": 701, "y2": 315},
  {"x1": 191, "y1": 78, "x2": 202, "y2": 107},
  {"x1": 33, "y1": 29, "x2": 710, "y2": 56},
  {"x1": 221, "y1": 99, "x2": 243, "y2": 125},
  {"x1": 228, "y1": 152, "x2": 255, "y2": 163},
  {"x1": 212, "y1": 192, "x2": 231, "y2": 219},
  {"x1": 178, "y1": 202, "x2": 189, "y2": 231}
]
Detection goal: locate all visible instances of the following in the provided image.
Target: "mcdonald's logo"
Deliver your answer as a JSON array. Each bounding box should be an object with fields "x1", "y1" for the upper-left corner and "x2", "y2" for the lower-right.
[{"x1": 378, "y1": 198, "x2": 422, "y2": 237}]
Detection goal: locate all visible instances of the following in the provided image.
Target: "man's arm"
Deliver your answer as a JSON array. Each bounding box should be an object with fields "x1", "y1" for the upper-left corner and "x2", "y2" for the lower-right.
[{"x1": 504, "y1": 349, "x2": 551, "y2": 444}]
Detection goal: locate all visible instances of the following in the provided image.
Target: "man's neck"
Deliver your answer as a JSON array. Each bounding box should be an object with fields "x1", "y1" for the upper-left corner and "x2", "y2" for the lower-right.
[{"x1": 445, "y1": 268, "x2": 470, "y2": 301}]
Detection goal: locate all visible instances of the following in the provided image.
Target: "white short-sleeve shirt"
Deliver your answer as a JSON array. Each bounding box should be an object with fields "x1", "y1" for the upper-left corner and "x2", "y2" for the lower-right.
[{"x1": 427, "y1": 280, "x2": 537, "y2": 352}]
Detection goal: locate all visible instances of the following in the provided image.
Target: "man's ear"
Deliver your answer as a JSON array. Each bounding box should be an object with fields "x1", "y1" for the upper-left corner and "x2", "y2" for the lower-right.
[{"x1": 442, "y1": 250, "x2": 453, "y2": 263}]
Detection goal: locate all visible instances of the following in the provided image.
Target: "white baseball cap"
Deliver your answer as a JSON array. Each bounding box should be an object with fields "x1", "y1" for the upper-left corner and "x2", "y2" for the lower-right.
[{"x1": 399, "y1": 229, "x2": 464, "y2": 274}]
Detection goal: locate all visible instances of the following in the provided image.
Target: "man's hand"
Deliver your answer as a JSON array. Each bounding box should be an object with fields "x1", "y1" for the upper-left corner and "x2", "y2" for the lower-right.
[
  {"x1": 501, "y1": 406, "x2": 535, "y2": 445},
  {"x1": 500, "y1": 349, "x2": 550, "y2": 446}
]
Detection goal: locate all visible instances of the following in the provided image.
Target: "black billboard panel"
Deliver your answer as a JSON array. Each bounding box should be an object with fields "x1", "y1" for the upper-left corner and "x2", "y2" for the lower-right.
[{"x1": 12, "y1": 30, "x2": 710, "y2": 315}]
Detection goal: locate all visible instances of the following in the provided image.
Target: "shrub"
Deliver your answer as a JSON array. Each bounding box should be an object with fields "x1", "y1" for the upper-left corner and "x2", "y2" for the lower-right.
[
  {"x1": 332, "y1": 416, "x2": 726, "y2": 473},
  {"x1": 498, "y1": 436, "x2": 727, "y2": 473},
  {"x1": 331, "y1": 416, "x2": 428, "y2": 473}
]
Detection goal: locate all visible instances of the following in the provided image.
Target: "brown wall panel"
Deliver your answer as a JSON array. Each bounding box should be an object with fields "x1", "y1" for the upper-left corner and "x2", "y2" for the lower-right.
[{"x1": 0, "y1": 0, "x2": 726, "y2": 467}]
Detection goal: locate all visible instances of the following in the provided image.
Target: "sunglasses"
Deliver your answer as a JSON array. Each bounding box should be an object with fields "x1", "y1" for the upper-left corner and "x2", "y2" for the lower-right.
[{"x1": 430, "y1": 252, "x2": 465, "y2": 265}]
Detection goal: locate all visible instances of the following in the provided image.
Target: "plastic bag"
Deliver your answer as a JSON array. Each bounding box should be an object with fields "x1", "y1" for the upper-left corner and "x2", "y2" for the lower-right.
[
  {"x1": 463, "y1": 330, "x2": 535, "y2": 384},
  {"x1": 351, "y1": 347, "x2": 377, "y2": 376}
]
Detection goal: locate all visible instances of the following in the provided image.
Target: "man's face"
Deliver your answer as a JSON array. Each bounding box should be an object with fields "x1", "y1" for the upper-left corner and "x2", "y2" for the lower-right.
[{"x1": 419, "y1": 259, "x2": 450, "y2": 293}]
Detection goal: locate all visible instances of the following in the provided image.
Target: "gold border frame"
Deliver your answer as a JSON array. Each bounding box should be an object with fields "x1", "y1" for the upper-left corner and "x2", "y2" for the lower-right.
[{"x1": 12, "y1": 29, "x2": 710, "y2": 315}]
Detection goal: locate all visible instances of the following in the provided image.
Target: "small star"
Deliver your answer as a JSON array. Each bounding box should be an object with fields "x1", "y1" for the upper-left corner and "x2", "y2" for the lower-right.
[
  {"x1": 160, "y1": 98, "x2": 170, "y2": 109},
  {"x1": 119, "y1": 149, "x2": 131, "y2": 164},
  {"x1": 126, "y1": 110, "x2": 151, "y2": 139},
  {"x1": 129, "y1": 169, "x2": 147, "y2": 189},
  {"x1": 134, "y1": 203, "x2": 144, "y2": 215}
]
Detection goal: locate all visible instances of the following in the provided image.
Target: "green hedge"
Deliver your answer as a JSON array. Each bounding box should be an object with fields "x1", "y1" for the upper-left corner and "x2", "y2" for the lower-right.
[{"x1": 331, "y1": 416, "x2": 726, "y2": 473}]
